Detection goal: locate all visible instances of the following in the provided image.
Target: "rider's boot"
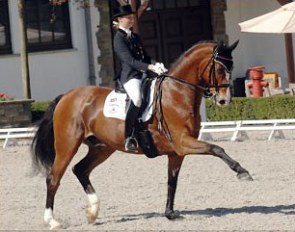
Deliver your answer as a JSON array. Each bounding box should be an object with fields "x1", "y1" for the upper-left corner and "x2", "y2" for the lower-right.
[{"x1": 125, "y1": 102, "x2": 140, "y2": 152}]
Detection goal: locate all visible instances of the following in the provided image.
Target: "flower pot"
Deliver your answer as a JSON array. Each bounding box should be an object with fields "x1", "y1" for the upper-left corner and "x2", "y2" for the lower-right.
[{"x1": 0, "y1": 99, "x2": 34, "y2": 127}]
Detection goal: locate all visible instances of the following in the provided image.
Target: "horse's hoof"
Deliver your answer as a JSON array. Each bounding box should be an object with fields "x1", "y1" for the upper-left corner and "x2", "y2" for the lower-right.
[
  {"x1": 165, "y1": 210, "x2": 182, "y2": 220},
  {"x1": 49, "y1": 221, "x2": 63, "y2": 230},
  {"x1": 237, "y1": 172, "x2": 253, "y2": 181},
  {"x1": 86, "y1": 207, "x2": 98, "y2": 224}
]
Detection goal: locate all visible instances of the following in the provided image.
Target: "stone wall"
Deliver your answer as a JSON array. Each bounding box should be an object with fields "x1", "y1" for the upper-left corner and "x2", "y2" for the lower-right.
[
  {"x1": 0, "y1": 100, "x2": 34, "y2": 127},
  {"x1": 210, "y1": 0, "x2": 228, "y2": 44},
  {"x1": 95, "y1": 0, "x2": 115, "y2": 87}
]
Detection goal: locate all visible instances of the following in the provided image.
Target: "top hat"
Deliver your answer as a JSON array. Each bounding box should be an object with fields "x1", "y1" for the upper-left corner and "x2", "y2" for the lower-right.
[{"x1": 112, "y1": 4, "x2": 135, "y2": 19}]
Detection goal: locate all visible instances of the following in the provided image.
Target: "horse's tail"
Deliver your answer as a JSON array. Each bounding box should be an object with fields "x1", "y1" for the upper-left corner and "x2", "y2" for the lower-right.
[{"x1": 31, "y1": 94, "x2": 64, "y2": 174}]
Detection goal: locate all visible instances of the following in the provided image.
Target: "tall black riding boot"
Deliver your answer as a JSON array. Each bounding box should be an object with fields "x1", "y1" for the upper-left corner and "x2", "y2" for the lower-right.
[{"x1": 125, "y1": 102, "x2": 141, "y2": 152}]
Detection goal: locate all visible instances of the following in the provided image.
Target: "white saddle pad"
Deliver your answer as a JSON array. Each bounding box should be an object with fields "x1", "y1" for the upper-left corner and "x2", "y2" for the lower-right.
[{"x1": 103, "y1": 79, "x2": 156, "y2": 122}]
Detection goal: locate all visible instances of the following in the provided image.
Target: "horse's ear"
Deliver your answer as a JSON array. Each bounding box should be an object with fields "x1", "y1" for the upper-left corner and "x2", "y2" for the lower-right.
[
  {"x1": 217, "y1": 40, "x2": 225, "y2": 47},
  {"x1": 228, "y1": 40, "x2": 239, "y2": 51}
]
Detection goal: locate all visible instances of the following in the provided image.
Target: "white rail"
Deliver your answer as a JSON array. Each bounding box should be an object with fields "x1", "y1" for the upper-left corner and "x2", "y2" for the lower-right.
[
  {"x1": 198, "y1": 119, "x2": 295, "y2": 141},
  {"x1": 1, "y1": 119, "x2": 295, "y2": 149},
  {"x1": 0, "y1": 127, "x2": 37, "y2": 149}
]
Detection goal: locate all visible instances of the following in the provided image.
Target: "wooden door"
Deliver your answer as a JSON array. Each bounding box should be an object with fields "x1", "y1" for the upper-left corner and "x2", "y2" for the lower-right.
[{"x1": 139, "y1": 0, "x2": 212, "y2": 67}]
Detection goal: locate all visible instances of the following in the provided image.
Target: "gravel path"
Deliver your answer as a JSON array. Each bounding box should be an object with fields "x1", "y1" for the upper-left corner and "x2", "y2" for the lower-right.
[{"x1": 0, "y1": 135, "x2": 294, "y2": 230}]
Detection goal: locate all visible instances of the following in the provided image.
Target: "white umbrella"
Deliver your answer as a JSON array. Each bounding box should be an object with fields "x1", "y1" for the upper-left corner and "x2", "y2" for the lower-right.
[
  {"x1": 239, "y1": 2, "x2": 295, "y2": 33},
  {"x1": 238, "y1": 2, "x2": 295, "y2": 84}
]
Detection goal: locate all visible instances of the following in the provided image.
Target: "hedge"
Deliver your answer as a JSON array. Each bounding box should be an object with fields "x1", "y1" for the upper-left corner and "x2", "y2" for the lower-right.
[
  {"x1": 205, "y1": 96, "x2": 295, "y2": 121},
  {"x1": 31, "y1": 101, "x2": 50, "y2": 122},
  {"x1": 31, "y1": 96, "x2": 295, "y2": 122}
]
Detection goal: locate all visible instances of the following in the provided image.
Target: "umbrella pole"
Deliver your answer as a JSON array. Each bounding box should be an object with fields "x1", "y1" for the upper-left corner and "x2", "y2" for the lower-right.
[
  {"x1": 284, "y1": 34, "x2": 295, "y2": 84},
  {"x1": 278, "y1": 0, "x2": 295, "y2": 84}
]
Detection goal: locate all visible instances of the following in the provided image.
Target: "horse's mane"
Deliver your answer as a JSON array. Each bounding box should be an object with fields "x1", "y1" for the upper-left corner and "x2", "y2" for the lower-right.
[{"x1": 169, "y1": 40, "x2": 217, "y2": 71}]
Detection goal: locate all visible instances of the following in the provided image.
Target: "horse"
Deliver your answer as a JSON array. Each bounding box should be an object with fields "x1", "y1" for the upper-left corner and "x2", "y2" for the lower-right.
[{"x1": 31, "y1": 41, "x2": 253, "y2": 230}]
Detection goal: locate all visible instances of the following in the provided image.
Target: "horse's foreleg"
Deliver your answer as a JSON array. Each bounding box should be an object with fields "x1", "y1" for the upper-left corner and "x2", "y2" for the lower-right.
[
  {"x1": 165, "y1": 154, "x2": 185, "y2": 220},
  {"x1": 72, "y1": 145, "x2": 115, "y2": 224},
  {"x1": 181, "y1": 137, "x2": 253, "y2": 181}
]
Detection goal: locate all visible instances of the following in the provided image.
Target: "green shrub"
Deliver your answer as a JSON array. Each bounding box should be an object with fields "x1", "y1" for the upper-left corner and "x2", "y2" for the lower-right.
[
  {"x1": 31, "y1": 96, "x2": 295, "y2": 122},
  {"x1": 31, "y1": 101, "x2": 50, "y2": 111},
  {"x1": 206, "y1": 96, "x2": 295, "y2": 121},
  {"x1": 31, "y1": 101, "x2": 50, "y2": 122}
]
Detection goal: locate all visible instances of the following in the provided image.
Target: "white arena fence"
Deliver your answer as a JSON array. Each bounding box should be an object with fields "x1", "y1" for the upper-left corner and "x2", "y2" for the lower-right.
[
  {"x1": 0, "y1": 119, "x2": 295, "y2": 149},
  {"x1": 198, "y1": 119, "x2": 295, "y2": 141},
  {"x1": 0, "y1": 127, "x2": 37, "y2": 149}
]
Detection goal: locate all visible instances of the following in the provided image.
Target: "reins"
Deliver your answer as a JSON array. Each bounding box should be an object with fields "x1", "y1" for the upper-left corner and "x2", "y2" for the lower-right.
[
  {"x1": 153, "y1": 46, "x2": 233, "y2": 143},
  {"x1": 153, "y1": 73, "x2": 209, "y2": 143},
  {"x1": 160, "y1": 74, "x2": 209, "y2": 91}
]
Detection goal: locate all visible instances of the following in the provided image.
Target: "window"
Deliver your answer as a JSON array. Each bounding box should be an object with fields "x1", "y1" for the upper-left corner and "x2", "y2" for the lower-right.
[
  {"x1": 0, "y1": 0, "x2": 12, "y2": 54},
  {"x1": 147, "y1": 0, "x2": 207, "y2": 10},
  {"x1": 25, "y1": 0, "x2": 72, "y2": 52}
]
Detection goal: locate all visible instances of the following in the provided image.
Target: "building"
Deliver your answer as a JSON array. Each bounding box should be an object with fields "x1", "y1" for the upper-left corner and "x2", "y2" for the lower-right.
[
  {"x1": 0, "y1": 0, "x2": 101, "y2": 101},
  {"x1": 0, "y1": 0, "x2": 293, "y2": 101}
]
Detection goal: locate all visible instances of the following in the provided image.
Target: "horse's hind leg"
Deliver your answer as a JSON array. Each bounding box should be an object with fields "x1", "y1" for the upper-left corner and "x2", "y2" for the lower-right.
[
  {"x1": 72, "y1": 145, "x2": 115, "y2": 224},
  {"x1": 44, "y1": 140, "x2": 82, "y2": 230}
]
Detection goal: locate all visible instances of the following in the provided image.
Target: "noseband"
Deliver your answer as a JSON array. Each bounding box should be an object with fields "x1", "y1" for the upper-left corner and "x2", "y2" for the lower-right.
[{"x1": 200, "y1": 47, "x2": 232, "y2": 93}]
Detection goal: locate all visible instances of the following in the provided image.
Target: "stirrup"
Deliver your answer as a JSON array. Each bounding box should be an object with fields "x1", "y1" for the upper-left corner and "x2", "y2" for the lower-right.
[{"x1": 125, "y1": 137, "x2": 138, "y2": 152}]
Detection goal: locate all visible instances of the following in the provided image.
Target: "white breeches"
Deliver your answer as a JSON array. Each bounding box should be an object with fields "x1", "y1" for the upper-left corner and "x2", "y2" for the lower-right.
[{"x1": 123, "y1": 78, "x2": 142, "y2": 107}]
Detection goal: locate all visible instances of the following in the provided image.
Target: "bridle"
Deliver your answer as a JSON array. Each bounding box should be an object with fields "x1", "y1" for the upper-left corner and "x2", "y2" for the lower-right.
[
  {"x1": 200, "y1": 47, "x2": 232, "y2": 92},
  {"x1": 159, "y1": 46, "x2": 233, "y2": 96}
]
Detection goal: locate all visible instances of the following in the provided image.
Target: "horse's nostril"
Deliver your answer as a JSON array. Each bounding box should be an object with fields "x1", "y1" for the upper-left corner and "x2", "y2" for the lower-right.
[{"x1": 219, "y1": 100, "x2": 226, "y2": 105}]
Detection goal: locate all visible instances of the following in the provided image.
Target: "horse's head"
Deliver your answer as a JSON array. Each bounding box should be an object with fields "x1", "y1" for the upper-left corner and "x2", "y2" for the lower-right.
[{"x1": 200, "y1": 40, "x2": 239, "y2": 106}]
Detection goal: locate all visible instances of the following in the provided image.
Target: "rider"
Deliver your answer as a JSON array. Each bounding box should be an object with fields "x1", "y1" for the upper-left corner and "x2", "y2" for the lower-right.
[{"x1": 112, "y1": 4, "x2": 167, "y2": 152}]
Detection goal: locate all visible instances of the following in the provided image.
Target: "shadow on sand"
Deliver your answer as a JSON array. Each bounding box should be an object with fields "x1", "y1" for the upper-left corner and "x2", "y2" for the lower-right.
[{"x1": 94, "y1": 204, "x2": 295, "y2": 225}]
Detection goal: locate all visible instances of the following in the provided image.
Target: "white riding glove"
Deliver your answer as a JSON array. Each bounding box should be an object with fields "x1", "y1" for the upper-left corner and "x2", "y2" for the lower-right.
[{"x1": 150, "y1": 62, "x2": 168, "y2": 75}]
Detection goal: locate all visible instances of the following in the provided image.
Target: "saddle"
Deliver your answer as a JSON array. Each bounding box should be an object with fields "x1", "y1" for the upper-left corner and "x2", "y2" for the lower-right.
[{"x1": 111, "y1": 78, "x2": 158, "y2": 158}]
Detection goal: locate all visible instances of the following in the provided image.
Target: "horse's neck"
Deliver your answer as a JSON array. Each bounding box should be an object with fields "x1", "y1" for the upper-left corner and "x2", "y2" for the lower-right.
[
  {"x1": 162, "y1": 45, "x2": 212, "y2": 114},
  {"x1": 170, "y1": 45, "x2": 213, "y2": 86}
]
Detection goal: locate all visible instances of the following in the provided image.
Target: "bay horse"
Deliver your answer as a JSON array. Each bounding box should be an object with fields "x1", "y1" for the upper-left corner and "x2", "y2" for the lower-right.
[{"x1": 31, "y1": 41, "x2": 253, "y2": 230}]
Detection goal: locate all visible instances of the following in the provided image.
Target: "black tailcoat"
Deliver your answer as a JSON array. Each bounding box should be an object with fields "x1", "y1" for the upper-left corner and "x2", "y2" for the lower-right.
[{"x1": 113, "y1": 29, "x2": 154, "y2": 84}]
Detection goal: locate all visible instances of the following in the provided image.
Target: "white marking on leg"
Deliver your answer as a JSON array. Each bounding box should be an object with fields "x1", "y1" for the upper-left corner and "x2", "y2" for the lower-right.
[
  {"x1": 86, "y1": 193, "x2": 100, "y2": 223},
  {"x1": 87, "y1": 193, "x2": 100, "y2": 215},
  {"x1": 44, "y1": 208, "x2": 62, "y2": 230}
]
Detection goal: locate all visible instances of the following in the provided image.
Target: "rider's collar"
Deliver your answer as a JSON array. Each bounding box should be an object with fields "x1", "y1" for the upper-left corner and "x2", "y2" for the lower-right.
[{"x1": 119, "y1": 26, "x2": 132, "y2": 37}]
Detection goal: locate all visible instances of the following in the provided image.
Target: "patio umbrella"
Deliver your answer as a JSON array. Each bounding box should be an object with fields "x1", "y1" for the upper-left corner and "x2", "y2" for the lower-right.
[
  {"x1": 239, "y1": 2, "x2": 295, "y2": 33},
  {"x1": 239, "y1": 2, "x2": 295, "y2": 83}
]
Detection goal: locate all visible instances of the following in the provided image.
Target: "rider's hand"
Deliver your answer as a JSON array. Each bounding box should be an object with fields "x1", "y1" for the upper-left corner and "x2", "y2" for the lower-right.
[
  {"x1": 148, "y1": 62, "x2": 168, "y2": 75},
  {"x1": 154, "y1": 62, "x2": 168, "y2": 74}
]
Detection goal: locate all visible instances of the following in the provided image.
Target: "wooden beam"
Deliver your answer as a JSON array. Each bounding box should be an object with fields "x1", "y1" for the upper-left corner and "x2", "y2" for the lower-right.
[
  {"x1": 277, "y1": 0, "x2": 295, "y2": 84},
  {"x1": 284, "y1": 34, "x2": 295, "y2": 83},
  {"x1": 277, "y1": 0, "x2": 292, "y2": 5},
  {"x1": 130, "y1": 0, "x2": 139, "y2": 33},
  {"x1": 137, "y1": 0, "x2": 150, "y2": 18}
]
